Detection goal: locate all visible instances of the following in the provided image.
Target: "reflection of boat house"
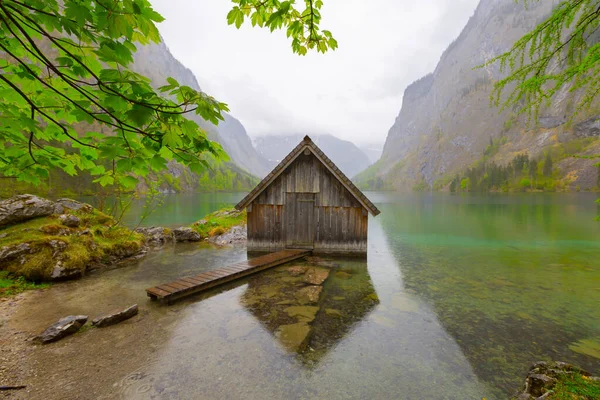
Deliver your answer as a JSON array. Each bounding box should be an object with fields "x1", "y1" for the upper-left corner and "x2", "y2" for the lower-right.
[
  {"x1": 241, "y1": 259, "x2": 379, "y2": 364},
  {"x1": 235, "y1": 136, "x2": 380, "y2": 255}
]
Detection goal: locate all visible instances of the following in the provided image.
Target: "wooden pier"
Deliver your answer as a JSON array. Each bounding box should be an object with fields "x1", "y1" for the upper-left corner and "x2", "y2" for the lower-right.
[{"x1": 146, "y1": 249, "x2": 311, "y2": 304}]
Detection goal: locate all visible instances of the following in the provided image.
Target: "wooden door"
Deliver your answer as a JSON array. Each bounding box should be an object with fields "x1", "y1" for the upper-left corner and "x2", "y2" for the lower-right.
[{"x1": 285, "y1": 192, "x2": 315, "y2": 249}]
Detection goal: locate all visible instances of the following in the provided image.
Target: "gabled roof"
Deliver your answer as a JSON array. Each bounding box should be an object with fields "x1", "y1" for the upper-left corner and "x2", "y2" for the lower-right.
[{"x1": 235, "y1": 136, "x2": 380, "y2": 216}]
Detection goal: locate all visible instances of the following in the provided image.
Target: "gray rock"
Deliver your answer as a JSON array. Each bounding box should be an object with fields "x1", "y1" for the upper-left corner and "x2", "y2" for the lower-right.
[
  {"x1": 135, "y1": 226, "x2": 173, "y2": 244},
  {"x1": 172, "y1": 227, "x2": 201, "y2": 242},
  {"x1": 208, "y1": 225, "x2": 247, "y2": 245},
  {"x1": 574, "y1": 114, "x2": 600, "y2": 137},
  {"x1": 0, "y1": 195, "x2": 57, "y2": 227},
  {"x1": 50, "y1": 261, "x2": 82, "y2": 280},
  {"x1": 92, "y1": 304, "x2": 138, "y2": 328},
  {"x1": 58, "y1": 214, "x2": 80, "y2": 228},
  {"x1": 36, "y1": 315, "x2": 88, "y2": 344},
  {"x1": 0, "y1": 243, "x2": 32, "y2": 264},
  {"x1": 55, "y1": 198, "x2": 92, "y2": 212}
]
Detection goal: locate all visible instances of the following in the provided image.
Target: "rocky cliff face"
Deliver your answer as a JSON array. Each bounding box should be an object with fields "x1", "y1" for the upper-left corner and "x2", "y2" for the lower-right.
[
  {"x1": 132, "y1": 40, "x2": 270, "y2": 178},
  {"x1": 254, "y1": 134, "x2": 371, "y2": 178},
  {"x1": 357, "y1": 0, "x2": 600, "y2": 191}
]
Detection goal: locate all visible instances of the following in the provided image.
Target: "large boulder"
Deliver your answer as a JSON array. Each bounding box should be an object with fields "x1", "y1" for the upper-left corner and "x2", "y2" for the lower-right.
[
  {"x1": 0, "y1": 195, "x2": 57, "y2": 227},
  {"x1": 92, "y1": 304, "x2": 138, "y2": 328},
  {"x1": 35, "y1": 315, "x2": 88, "y2": 344},
  {"x1": 172, "y1": 227, "x2": 201, "y2": 242}
]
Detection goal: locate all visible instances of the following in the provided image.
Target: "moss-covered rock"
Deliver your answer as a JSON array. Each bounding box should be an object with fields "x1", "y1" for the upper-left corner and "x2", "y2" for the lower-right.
[{"x1": 0, "y1": 196, "x2": 145, "y2": 282}]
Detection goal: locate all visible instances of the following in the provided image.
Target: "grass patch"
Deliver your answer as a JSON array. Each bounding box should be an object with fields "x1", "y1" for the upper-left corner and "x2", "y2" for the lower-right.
[
  {"x1": 0, "y1": 207, "x2": 144, "y2": 282},
  {"x1": 0, "y1": 271, "x2": 50, "y2": 297},
  {"x1": 191, "y1": 208, "x2": 246, "y2": 239},
  {"x1": 552, "y1": 373, "x2": 600, "y2": 399}
]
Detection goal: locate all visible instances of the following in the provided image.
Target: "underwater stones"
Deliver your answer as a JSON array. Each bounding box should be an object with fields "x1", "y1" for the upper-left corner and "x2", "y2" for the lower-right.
[
  {"x1": 92, "y1": 304, "x2": 138, "y2": 328},
  {"x1": 303, "y1": 267, "x2": 330, "y2": 285},
  {"x1": 286, "y1": 266, "x2": 308, "y2": 277},
  {"x1": 0, "y1": 194, "x2": 57, "y2": 226},
  {"x1": 324, "y1": 309, "x2": 343, "y2": 317},
  {"x1": 172, "y1": 227, "x2": 201, "y2": 242},
  {"x1": 58, "y1": 214, "x2": 80, "y2": 228},
  {"x1": 284, "y1": 306, "x2": 319, "y2": 323},
  {"x1": 568, "y1": 338, "x2": 600, "y2": 359},
  {"x1": 36, "y1": 315, "x2": 88, "y2": 344},
  {"x1": 276, "y1": 322, "x2": 311, "y2": 352},
  {"x1": 295, "y1": 286, "x2": 323, "y2": 305},
  {"x1": 334, "y1": 271, "x2": 352, "y2": 280}
]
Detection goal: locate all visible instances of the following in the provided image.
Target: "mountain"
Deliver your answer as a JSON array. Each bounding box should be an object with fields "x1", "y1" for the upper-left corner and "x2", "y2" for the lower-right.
[
  {"x1": 254, "y1": 134, "x2": 371, "y2": 178},
  {"x1": 355, "y1": 0, "x2": 600, "y2": 191},
  {"x1": 131, "y1": 40, "x2": 270, "y2": 178},
  {"x1": 358, "y1": 143, "x2": 384, "y2": 164}
]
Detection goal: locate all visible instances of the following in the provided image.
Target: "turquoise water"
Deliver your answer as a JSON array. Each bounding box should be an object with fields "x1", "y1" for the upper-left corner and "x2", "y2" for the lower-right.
[
  {"x1": 76, "y1": 192, "x2": 246, "y2": 227},
  {"x1": 14, "y1": 192, "x2": 600, "y2": 399}
]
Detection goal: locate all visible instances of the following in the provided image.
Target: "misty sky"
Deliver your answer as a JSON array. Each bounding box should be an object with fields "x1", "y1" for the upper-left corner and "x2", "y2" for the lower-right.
[{"x1": 151, "y1": 0, "x2": 480, "y2": 146}]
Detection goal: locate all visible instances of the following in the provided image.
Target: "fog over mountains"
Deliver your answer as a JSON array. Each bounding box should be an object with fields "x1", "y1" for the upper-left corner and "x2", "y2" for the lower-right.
[{"x1": 254, "y1": 134, "x2": 372, "y2": 178}]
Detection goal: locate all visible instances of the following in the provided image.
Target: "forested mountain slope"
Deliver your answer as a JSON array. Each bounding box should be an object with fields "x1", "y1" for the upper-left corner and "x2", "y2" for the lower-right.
[{"x1": 355, "y1": 0, "x2": 600, "y2": 192}]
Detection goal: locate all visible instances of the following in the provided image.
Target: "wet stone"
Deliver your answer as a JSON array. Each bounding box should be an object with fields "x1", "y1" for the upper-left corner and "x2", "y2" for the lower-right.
[
  {"x1": 276, "y1": 322, "x2": 311, "y2": 352},
  {"x1": 303, "y1": 267, "x2": 330, "y2": 285},
  {"x1": 295, "y1": 286, "x2": 323, "y2": 305},
  {"x1": 335, "y1": 271, "x2": 352, "y2": 280},
  {"x1": 325, "y1": 309, "x2": 343, "y2": 317},
  {"x1": 92, "y1": 304, "x2": 138, "y2": 328},
  {"x1": 36, "y1": 315, "x2": 88, "y2": 344},
  {"x1": 172, "y1": 227, "x2": 201, "y2": 242},
  {"x1": 284, "y1": 306, "x2": 319, "y2": 323},
  {"x1": 286, "y1": 266, "x2": 308, "y2": 277}
]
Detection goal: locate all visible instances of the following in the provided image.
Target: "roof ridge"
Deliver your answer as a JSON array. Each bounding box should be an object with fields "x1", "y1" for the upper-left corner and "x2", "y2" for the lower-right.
[{"x1": 235, "y1": 136, "x2": 380, "y2": 216}]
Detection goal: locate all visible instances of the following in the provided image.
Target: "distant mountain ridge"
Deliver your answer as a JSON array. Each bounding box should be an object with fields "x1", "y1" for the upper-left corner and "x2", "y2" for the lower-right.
[
  {"x1": 355, "y1": 0, "x2": 600, "y2": 191},
  {"x1": 254, "y1": 134, "x2": 371, "y2": 178}
]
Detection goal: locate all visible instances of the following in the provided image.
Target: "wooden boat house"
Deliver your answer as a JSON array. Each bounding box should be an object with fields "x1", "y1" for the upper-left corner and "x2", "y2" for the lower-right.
[{"x1": 235, "y1": 136, "x2": 380, "y2": 255}]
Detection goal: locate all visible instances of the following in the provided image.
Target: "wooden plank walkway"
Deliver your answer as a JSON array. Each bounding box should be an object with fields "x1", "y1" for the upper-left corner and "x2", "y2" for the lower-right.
[{"x1": 146, "y1": 249, "x2": 311, "y2": 304}]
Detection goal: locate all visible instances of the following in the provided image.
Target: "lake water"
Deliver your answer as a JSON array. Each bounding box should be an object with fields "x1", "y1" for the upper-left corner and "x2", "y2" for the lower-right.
[{"x1": 12, "y1": 192, "x2": 600, "y2": 399}]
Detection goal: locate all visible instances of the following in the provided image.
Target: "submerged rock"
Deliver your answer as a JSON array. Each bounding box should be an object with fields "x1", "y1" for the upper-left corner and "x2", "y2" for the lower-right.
[
  {"x1": 92, "y1": 304, "x2": 138, "y2": 328},
  {"x1": 58, "y1": 214, "x2": 80, "y2": 228},
  {"x1": 276, "y1": 322, "x2": 311, "y2": 352},
  {"x1": 284, "y1": 306, "x2": 319, "y2": 323},
  {"x1": 303, "y1": 267, "x2": 330, "y2": 285},
  {"x1": 295, "y1": 286, "x2": 323, "y2": 305},
  {"x1": 0, "y1": 194, "x2": 57, "y2": 227},
  {"x1": 173, "y1": 227, "x2": 201, "y2": 242},
  {"x1": 286, "y1": 266, "x2": 308, "y2": 277},
  {"x1": 36, "y1": 315, "x2": 88, "y2": 344}
]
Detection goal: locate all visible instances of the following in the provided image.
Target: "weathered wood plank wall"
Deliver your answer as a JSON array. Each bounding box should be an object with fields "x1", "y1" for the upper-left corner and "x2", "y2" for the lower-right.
[{"x1": 247, "y1": 153, "x2": 368, "y2": 254}]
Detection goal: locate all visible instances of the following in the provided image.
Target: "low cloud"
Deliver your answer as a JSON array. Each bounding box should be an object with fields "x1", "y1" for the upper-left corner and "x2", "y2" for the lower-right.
[{"x1": 151, "y1": 0, "x2": 479, "y2": 145}]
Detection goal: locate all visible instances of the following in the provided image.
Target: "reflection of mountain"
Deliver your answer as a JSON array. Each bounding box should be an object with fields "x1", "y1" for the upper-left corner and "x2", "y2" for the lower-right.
[{"x1": 240, "y1": 257, "x2": 379, "y2": 366}]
